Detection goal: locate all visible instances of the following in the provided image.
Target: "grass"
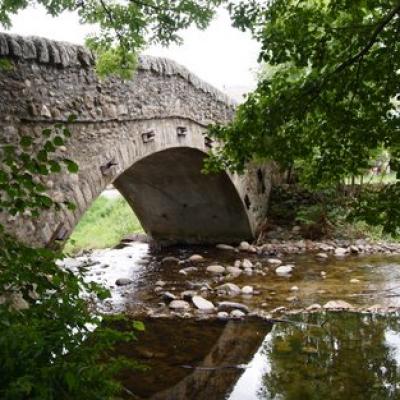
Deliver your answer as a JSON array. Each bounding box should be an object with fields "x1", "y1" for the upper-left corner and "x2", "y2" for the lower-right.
[{"x1": 64, "y1": 195, "x2": 143, "y2": 254}]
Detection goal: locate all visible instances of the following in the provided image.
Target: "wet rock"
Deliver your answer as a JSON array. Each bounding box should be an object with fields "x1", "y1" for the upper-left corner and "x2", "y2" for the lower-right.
[
  {"x1": 161, "y1": 256, "x2": 180, "y2": 265},
  {"x1": 192, "y1": 296, "x2": 215, "y2": 312},
  {"x1": 241, "y1": 259, "x2": 253, "y2": 269},
  {"x1": 217, "y1": 311, "x2": 229, "y2": 321},
  {"x1": 216, "y1": 244, "x2": 236, "y2": 251},
  {"x1": 255, "y1": 261, "x2": 262, "y2": 269},
  {"x1": 154, "y1": 286, "x2": 163, "y2": 294},
  {"x1": 350, "y1": 278, "x2": 360, "y2": 284},
  {"x1": 155, "y1": 280, "x2": 166, "y2": 287},
  {"x1": 188, "y1": 254, "x2": 204, "y2": 263},
  {"x1": 334, "y1": 247, "x2": 348, "y2": 257},
  {"x1": 275, "y1": 265, "x2": 294, "y2": 276},
  {"x1": 216, "y1": 283, "x2": 241, "y2": 295},
  {"x1": 267, "y1": 258, "x2": 282, "y2": 266},
  {"x1": 271, "y1": 306, "x2": 287, "y2": 314},
  {"x1": 350, "y1": 245, "x2": 359, "y2": 254},
  {"x1": 230, "y1": 309, "x2": 246, "y2": 319},
  {"x1": 306, "y1": 303, "x2": 322, "y2": 311},
  {"x1": 244, "y1": 268, "x2": 253, "y2": 276},
  {"x1": 218, "y1": 301, "x2": 249, "y2": 314},
  {"x1": 115, "y1": 278, "x2": 133, "y2": 286},
  {"x1": 320, "y1": 271, "x2": 327, "y2": 277},
  {"x1": 286, "y1": 296, "x2": 297, "y2": 302},
  {"x1": 206, "y1": 265, "x2": 225, "y2": 275},
  {"x1": 316, "y1": 252, "x2": 328, "y2": 259},
  {"x1": 169, "y1": 300, "x2": 190, "y2": 310},
  {"x1": 366, "y1": 304, "x2": 382, "y2": 312},
  {"x1": 233, "y1": 260, "x2": 242, "y2": 268},
  {"x1": 226, "y1": 266, "x2": 242, "y2": 277},
  {"x1": 162, "y1": 292, "x2": 176, "y2": 303},
  {"x1": 181, "y1": 290, "x2": 197, "y2": 301},
  {"x1": 290, "y1": 286, "x2": 299, "y2": 292},
  {"x1": 323, "y1": 300, "x2": 354, "y2": 310},
  {"x1": 179, "y1": 267, "x2": 198, "y2": 275},
  {"x1": 238, "y1": 241, "x2": 251, "y2": 251},
  {"x1": 241, "y1": 285, "x2": 254, "y2": 295}
]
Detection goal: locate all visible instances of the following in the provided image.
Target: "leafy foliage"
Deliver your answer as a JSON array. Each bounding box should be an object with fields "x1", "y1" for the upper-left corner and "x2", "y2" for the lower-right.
[
  {"x1": 0, "y1": 0, "x2": 225, "y2": 77},
  {"x1": 0, "y1": 123, "x2": 143, "y2": 399},
  {"x1": 206, "y1": 0, "x2": 400, "y2": 234}
]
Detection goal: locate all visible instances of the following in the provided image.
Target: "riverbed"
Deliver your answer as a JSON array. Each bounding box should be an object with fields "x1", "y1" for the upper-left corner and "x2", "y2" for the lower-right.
[{"x1": 61, "y1": 242, "x2": 400, "y2": 399}]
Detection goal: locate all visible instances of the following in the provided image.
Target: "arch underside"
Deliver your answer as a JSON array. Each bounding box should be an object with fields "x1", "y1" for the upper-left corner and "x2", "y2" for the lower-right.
[{"x1": 113, "y1": 147, "x2": 253, "y2": 244}]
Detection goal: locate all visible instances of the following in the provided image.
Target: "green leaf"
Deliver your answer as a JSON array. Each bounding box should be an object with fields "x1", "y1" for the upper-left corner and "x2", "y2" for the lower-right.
[
  {"x1": 64, "y1": 159, "x2": 79, "y2": 173},
  {"x1": 132, "y1": 320, "x2": 145, "y2": 332}
]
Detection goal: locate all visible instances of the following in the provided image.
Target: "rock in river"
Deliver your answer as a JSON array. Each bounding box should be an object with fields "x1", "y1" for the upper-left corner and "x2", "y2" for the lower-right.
[
  {"x1": 161, "y1": 256, "x2": 180, "y2": 266},
  {"x1": 188, "y1": 254, "x2": 204, "y2": 263},
  {"x1": 169, "y1": 300, "x2": 191, "y2": 310},
  {"x1": 206, "y1": 265, "x2": 225, "y2": 275},
  {"x1": 192, "y1": 296, "x2": 215, "y2": 312},
  {"x1": 217, "y1": 301, "x2": 249, "y2": 314},
  {"x1": 115, "y1": 278, "x2": 133, "y2": 286},
  {"x1": 323, "y1": 300, "x2": 354, "y2": 310},
  {"x1": 216, "y1": 244, "x2": 236, "y2": 251},
  {"x1": 275, "y1": 265, "x2": 294, "y2": 276},
  {"x1": 230, "y1": 309, "x2": 246, "y2": 319},
  {"x1": 216, "y1": 283, "x2": 241, "y2": 295},
  {"x1": 241, "y1": 285, "x2": 254, "y2": 295}
]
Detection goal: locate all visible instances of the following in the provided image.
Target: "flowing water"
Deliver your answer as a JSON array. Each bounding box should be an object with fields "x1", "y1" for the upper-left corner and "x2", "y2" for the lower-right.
[{"x1": 63, "y1": 243, "x2": 400, "y2": 399}]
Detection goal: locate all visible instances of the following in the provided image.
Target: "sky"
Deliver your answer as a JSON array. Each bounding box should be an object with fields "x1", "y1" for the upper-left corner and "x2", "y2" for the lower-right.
[{"x1": 2, "y1": 5, "x2": 260, "y2": 95}]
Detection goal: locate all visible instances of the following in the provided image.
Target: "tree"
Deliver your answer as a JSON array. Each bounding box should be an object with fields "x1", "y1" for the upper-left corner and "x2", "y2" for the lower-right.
[
  {"x1": 206, "y1": 0, "x2": 400, "y2": 234},
  {"x1": 0, "y1": 0, "x2": 224, "y2": 77},
  {"x1": 0, "y1": 2, "x2": 224, "y2": 397}
]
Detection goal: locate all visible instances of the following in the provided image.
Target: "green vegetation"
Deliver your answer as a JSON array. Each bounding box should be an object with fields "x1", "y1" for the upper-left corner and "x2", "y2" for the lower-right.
[
  {"x1": 65, "y1": 195, "x2": 143, "y2": 254},
  {"x1": 206, "y1": 0, "x2": 400, "y2": 235},
  {"x1": 0, "y1": 0, "x2": 224, "y2": 78},
  {"x1": 0, "y1": 123, "x2": 145, "y2": 399}
]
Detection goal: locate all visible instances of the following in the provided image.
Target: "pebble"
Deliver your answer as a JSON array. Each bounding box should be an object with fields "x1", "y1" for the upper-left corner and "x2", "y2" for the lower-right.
[
  {"x1": 226, "y1": 266, "x2": 242, "y2": 277},
  {"x1": 238, "y1": 241, "x2": 251, "y2": 251},
  {"x1": 267, "y1": 258, "x2": 282, "y2": 266},
  {"x1": 290, "y1": 286, "x2": 299, "y2": 292},
  {"x1": 230, "y1": 309, "x2": 246, "y2": 319},
  {"x1": 216, "y1": 283, "x2": 241, "y2": 295},
  {"x1": 241, "y1": 285, "x2": 254, "y2": 295},
  {"x1": 169, "y1": 300, "x2": 191, "y2": 310},
  {"x1": 242, "y1": 259, "x2": 253, "y2": 269},
  {"x1": 192, "y1": 296, "x2": 215, "y2": 312},
  {"x1": 334, "y1": 247, "x2": 348, "y2": 257},
  {"x1": 162, "y1": 292, "x2": 176, "y2": 303},
  {"x1": 179, "y1": 267, "x2": 198, "y2": 275},
  {"x1": 217, "y1": 311, "x2": 229, "y2": 321},
  {"x1": 188, "y1": 254, "x2": 204, "y2": 263},
  {"x1": 216, "y1": 244, "x2": 236, "y2": 251},
  {"x1": 306, "y1": 303, "x2": 322, "y2": 311},
  {"x1": 206, "y1": 265, "x2": 225, "y2": 275},
  {"x1": 316, "y1": 252, "x2": 328, "y2": 259},
  {"x1": 218, "y1": 301, "x2": 249, "y2": 314},
  {"x1": 350, "y1": 278, "x2": 360, "y2": 284},
  {"x1": 155, "y1": 280, "x2": 166, "y2": 287},
  {"x1": 115, "y1": 278, "x2": 133, "y2": 286},
  {"x1": 275, "y1": 265, "x2": 294, "y2": 276},
  {"x1": 323, "y1": 300, "x2": 354, "y2": 310},
  {"x1": 161, "y1": 256, "x2": 180, "y2": 265}
]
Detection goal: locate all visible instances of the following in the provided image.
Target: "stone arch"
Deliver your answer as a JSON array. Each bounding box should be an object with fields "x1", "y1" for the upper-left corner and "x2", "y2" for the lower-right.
[
  {"x1": 0, "y1": 32, "x2": 273, "y2": 247},
  {"x1": 114, "y1": 146, "x2": 253, "y2": 244}
]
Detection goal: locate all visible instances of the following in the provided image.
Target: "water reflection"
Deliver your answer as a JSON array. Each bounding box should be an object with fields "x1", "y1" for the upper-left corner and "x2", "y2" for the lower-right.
[
  {"x1": 228, "y1": 313, "x2": 400, "y2": 400},
  {"x1": 114, "y1": 313, "x2": 400, "y2": 399}
]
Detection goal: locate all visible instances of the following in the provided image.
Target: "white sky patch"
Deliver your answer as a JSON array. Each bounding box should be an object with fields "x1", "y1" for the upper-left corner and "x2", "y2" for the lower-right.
[{"x1": 1, "y1": 5, "x2": 260, "y2": 94}]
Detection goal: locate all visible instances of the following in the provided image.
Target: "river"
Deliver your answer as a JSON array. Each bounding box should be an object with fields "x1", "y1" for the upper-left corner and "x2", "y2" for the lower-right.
[{"x1": 62, "y1": 241, "x2": 400, "y2": 399}]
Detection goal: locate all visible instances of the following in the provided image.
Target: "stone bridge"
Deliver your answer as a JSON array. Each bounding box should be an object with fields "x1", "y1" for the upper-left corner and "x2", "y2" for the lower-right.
[{"x1": 0, "y1": 33, "x2": 272, "y2": 247}]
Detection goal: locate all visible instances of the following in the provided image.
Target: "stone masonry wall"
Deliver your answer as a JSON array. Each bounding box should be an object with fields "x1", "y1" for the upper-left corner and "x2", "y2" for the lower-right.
[{"x1": 0, "y1": 33, "x2": 271, "y2": 246}]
